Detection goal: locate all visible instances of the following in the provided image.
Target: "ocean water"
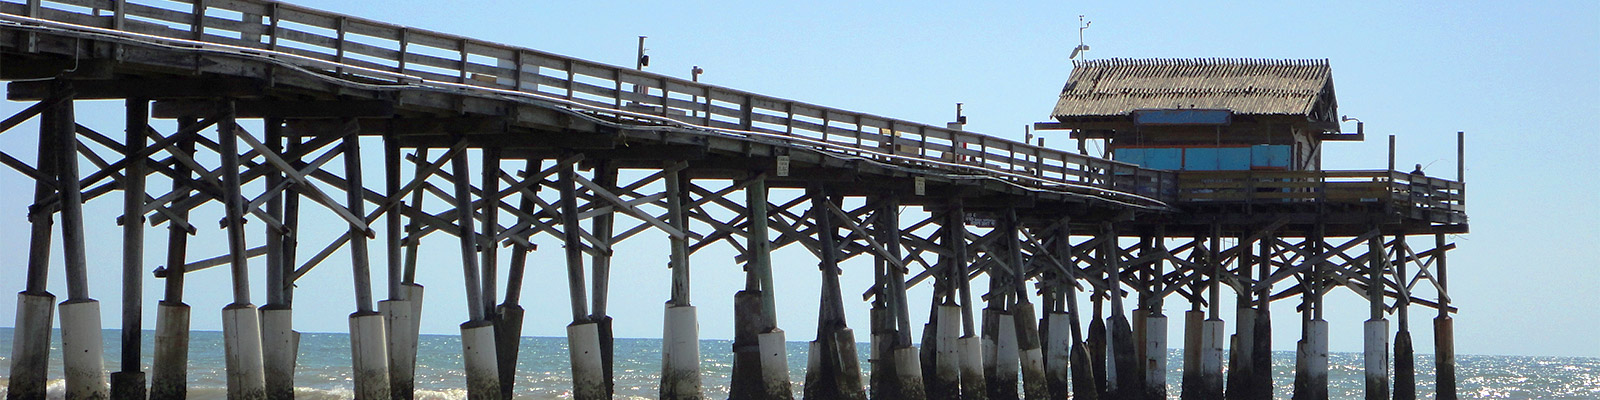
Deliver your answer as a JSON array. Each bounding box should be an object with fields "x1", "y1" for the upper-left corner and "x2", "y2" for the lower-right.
[{"x1": 0, "y1": 328, "x2": 1595, "y2": 399}]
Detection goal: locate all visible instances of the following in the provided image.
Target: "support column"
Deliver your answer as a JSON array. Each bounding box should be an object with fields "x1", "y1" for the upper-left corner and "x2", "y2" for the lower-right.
[
  {"x1": 1433, "y1": 233, "x2": 1457, "y2": 400},
  {"x1": 8, "y1": 91, "x2": 62, "y2": 400},
  {"x1": 1008, "y1": 211, "x2": 1045, "y2": 400},
  {"x1": 802, "y1": 186, "x2": 867, "y2": 400},
  {"x1": 1182, "y1": 307, "x2": 1203, "y2": 400},
  {"x1": 1251, "y1": 233, "x2": 1275, "y2": 400},
  {"x1": 1227, "y1": 234, "x2": 1256, "y2": 400},
  {"x1": 1057, "y1": 220, "x2": 1096, "y2": 400},
  {"x1": 876, "y1": 196, "x2": 926, "y2": 400},
  {"x1": 744, "y1": 176, "x2": 792, "y2": 399},
  {"x1": 53, "y1": 85, "x2": 110, "y2": 400},
  {"x1": 586, "y1": 161, "x2": 616, "y2": 397},
  {"x1": 219, "y1": 101, "x2": 266, "y2": 400},
  {"x1": 1144, "y1": 228, "x2": 1169, "y2": 400},
  {"x1": 1088, "y1": 291, "x2": 1108, "y2": 399},
  {"x1": 151, "y1": 117, "x2": 196, "y2": 400},
  {"x1": 1365, "y1": 233, "x2": 1390, "y2": 400},
  {"x1": 381, "y1": 134, "x2": 419, "y2": 400},
  {"x1": 1295, "y1": 226, "x2": 1330, "y2": 400},
  {"x1": 557, "y1": 157, "x2": 601, "y2": 400},
  {"x1": 344, "y1": 126, "x2": 392, "y2": 400},
  {"x1": 111, "y1": 97, "x2": 149, "y2": 400},
  {"x1": 1393, "y1": 234, "x2": 1416, "y2": 400},
  {"x1": 1104, "y1": 224, "x2": 1140, "y2": 399},
  {"x1": 454, "y1": 146, "x2": 499, "y2": 400},
  {"x1": 261, "y1": 117, "x2": 296, "y2": 400},
  {"x1": 947, "y1": 200, "x2": 987, "y2": 400},
  {"x1": 1199, "y1": 228, "x2": 1226, "y2": 400},
  {"x1": 661, "y1": 164, "x2": 703, "y2": 400}
]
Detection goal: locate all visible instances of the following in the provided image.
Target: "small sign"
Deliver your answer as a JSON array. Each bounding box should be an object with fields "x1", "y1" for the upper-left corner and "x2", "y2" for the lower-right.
[
  {"x1": 914, "y1": 176, "x2": 926, "y2": 196},
  {"x1": 964, "y1": 212, "x2": 997, "y2": 228},
  {"x1": 776, "y1": 155, "x2": 790, "y2": 177}
]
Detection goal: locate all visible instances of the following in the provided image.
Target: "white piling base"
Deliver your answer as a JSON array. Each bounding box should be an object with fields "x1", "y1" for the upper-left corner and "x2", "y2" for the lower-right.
[
  {"x1": 60, "y1": 299, "x2": 109, "y2": 400},
  {"x1": 150, "y1": 301, "x2": 190, "y2": 399},
  {"x1": 379, "y1": 300, "x2": 418, "y2": 399},
  {"x1": 8, "y1": 292, "x2": 55, "y2": 399},
  {"x1": 1201, "y1": 318, "x2": 1226, "y2": 393},
  {"x1": 757, "y1": 329, "x2": 794, "y2": 399},
  {"x1": 1364, "y1": 319, "x2": 1390, "y2": 398},
  {"x1": 259, "y1": 307, "x2": 295, "y2": 400},
  {"x1": 1307, "y1": 319, "x2": 1331, "y2": 391},
  {"x1": 1144, "y1": 315, "x2": 1169, "y2": 397},
  {"x1": 934, "y1": 306, "x2": 963, "y2": 389},
  {"x1": 568, "y1": 322, "x2": 606, "y2": 400},
  {"x1": 661, "y1": 304, "x2": 703, "y2": 399},
  {"x1": 461, "y1": 323, "x2": 501, "y2": 400},
  {"x1": 957, "y1": 335, "x2": 987, "y2": 399},
  {"x1": 223, "y1": 304, "x2": 268, "y2": 400},
  {"x1": 350, "y1": 312, "x2": 392, "y2": 400},
  {"x1": 894, "y1": 346, "x2": 928, "y2": 398},
  {"x1": 994, "y1": 313, "x2": 1019, "y2": 396}
]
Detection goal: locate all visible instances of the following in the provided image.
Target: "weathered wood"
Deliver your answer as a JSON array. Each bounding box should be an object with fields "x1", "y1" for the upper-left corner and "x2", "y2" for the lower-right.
[
  {"x1": 451, "y1": 145, "x2": 486, "y2": 322},
  {"x1": 116, "y1": 97, "x2": 149, "y2": 389}
]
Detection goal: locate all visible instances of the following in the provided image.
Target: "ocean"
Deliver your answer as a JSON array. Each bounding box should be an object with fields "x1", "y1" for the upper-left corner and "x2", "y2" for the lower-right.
[{"x1": 0, "y1": 328, "x2": 1595, "y2": 399}]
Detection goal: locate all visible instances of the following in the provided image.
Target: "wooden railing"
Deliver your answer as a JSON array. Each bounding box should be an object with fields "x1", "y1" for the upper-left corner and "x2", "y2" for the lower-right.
[
  {"x1": 1177, "y1": 170, "x2": 1466, "y2": 220},
  {"x1": 0, "y1": 0, "x2": 1177, "y2": 208}
]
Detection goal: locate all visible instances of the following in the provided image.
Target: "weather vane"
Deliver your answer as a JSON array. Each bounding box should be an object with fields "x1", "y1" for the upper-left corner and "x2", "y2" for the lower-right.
[{"x1": 1070, "y1": 15, "x2": 1092, "y2": 60}]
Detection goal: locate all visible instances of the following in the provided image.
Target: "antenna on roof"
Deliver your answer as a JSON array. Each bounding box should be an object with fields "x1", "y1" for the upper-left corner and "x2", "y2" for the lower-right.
[{"x1": 1069, "y1": 15, "x2": 1092, "y2": 60}]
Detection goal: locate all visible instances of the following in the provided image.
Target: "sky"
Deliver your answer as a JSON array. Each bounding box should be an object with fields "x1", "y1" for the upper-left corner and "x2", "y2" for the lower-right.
[{"x1": 1, "y1": 1, "x2": 1597, "y2": 358}]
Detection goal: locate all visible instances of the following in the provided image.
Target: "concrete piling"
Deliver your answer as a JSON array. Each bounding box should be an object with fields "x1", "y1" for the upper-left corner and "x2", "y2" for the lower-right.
[
  {"x1": 957, "y1": 334, "x2": 988, "y2": 400},
  {"x1": 222, "y1": 304, "x2": 268, "y2": 400},
  {"x1": 732, "y1": 291, "x2": 767, "y2": 398},
  {"x1": 1364, "y1": 319, "x2": 1390, "y2": 400},
  {"x1": 568, "y1": 322, "x2": 607, "y2": 400},
  {"x1": 662, "y1": 304, "x2": 704, "y2": 399},
  {"x1": 351, "y1": 312, "x2": 393, "y2": 400},
  {"x1": 1303, "y1": 319, "x2": 1330, "y2": 400},
  {"x1": 1144, "y1": 314, "x2": 1169, "y2": 400},
  {"x1": 7, "y1": 292, "x2": 55, "y2": 400},
  {"x1": 757, "y1": 329, "x2": 794, "y2": 399},
  {"x1": 1013, "y1": 303, "x2": 1048, "y2": 400},
  {"x1": 1182, "y1": 309, "x2": 1203, "y2": 400},
  {"x1": 60, "y1": 300, "x2": 109, "y2": 400},
  {"x1": 1200, "y1": 318, "x2": 1227, "y2": 400},
  {"x1": 926, "y1": 304, "x2": 962, "y2": 399},
  {"x1": 1227, "y1": 307, "x2": 1257, "y2": 400},
  {"x1": 461, "y1": 322, "x2": 502, "y2": 400},
  {"x1": 380, "y1": 299, "x2": 418, "y2": 400},
  {"x1": 1251, "y1": 307, "x2": 1273, "y2": 400},
  {"x1": 150, "y1": 301, "x2": 190, "y2": 400},
  {"x1": 1044, "y1": 311, "x2": 1072, "y2": 398},
  {"x1": 259, "y1": 306, "x2": 297, "y2": 400}
]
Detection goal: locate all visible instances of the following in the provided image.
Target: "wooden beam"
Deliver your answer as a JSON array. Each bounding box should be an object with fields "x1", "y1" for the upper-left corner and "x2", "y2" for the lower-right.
[
  {"x1": 154, "y1": 99, "x2": 395, "y2": 119},
  {"x1": 8, "y1": 78, "x2": 265, "y2": 100}
]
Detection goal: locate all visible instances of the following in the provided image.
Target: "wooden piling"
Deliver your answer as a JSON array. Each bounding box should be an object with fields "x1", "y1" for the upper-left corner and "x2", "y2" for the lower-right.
[
  {"x1": 588, "y1": 161, "x2": 617, "y2": 397},
  {"x1": 1365, "y1": 233, "x2": 1389, "y2": 400},
  {"x1": 111, "y1": 97, "x2": 149, "y2": 400},
  {"x1": 558, "y1": 157, "x2": 603, "y2": 400},
  {"x1": 7, "y1": 90, "x2": 65, "y2": 400},
  {"x1": 455, "y1": 146, "x2": 499, "y2": 400},
  {"x1": 802, "y1": 186, "x2": 867, "y2": 400},
  {"x1": 151, "y1": 117, "x2": 197, "y2": 400},
  {"x1": 660, "y1": 164, "x2": 703, "y2": 400},
  {"x1": 1434, "y1": 233, "x2": 1457, "y2": 400}
]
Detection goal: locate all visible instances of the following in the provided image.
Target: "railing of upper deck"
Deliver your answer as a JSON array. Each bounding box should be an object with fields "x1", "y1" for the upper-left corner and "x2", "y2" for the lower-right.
[
  {"x1": 1177, "y1": 170, "x2": 1466, "y2": 223},
  {"x1": 0, "y1": 0, "x2": 1177, "y2": 208}
]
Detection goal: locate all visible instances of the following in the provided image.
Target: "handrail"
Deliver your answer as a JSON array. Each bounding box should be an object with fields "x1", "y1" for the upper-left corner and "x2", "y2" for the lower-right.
[
  {"x1": 0, "y1": 0, "x2": 1178, "y2": 208},
  {"x1": 1176, "y1": 170, "x2": 1466, "y2": 221}
]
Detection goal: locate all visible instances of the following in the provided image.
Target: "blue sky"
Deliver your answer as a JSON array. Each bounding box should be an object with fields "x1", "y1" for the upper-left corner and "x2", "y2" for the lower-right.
[{"x1": 1, "y1": 1, "x2": 1596, "y2": 358}]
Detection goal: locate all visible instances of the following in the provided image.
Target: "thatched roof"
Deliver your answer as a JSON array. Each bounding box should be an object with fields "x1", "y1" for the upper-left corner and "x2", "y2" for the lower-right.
[{"x1": 1051, "y1": 58, "x2": 1337, "y2": 122}]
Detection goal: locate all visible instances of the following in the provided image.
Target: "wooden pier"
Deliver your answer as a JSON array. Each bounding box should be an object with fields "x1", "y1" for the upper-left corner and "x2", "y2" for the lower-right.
[{"x1": 0, "y1": 1, "x2": 1465, "y2": 400}]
